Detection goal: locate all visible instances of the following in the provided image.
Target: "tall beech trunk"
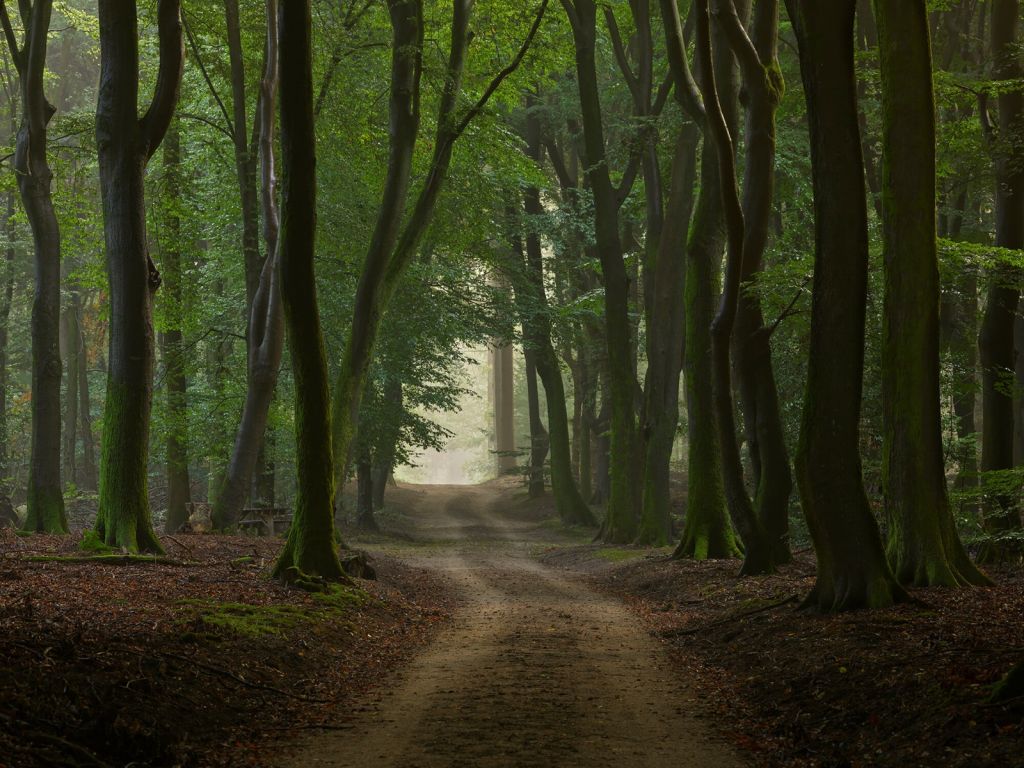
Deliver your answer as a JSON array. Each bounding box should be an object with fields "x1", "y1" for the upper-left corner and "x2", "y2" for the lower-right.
[
  {"x1": 523, "y1": 349, "x2": 548, "y2": 498},
  {"x1": 561, "y1": 0, "x2": 642, "y2": 543},
  {"x1": 638, "y1": 124, "x2": 699, "y2": 546},
  {"x1": 213, "y1": 0, "x2": 285, "y2": 529},
  {"x1": 719, "y1": 0, "x2": 793, "y2": 565},
  {"x1": 161, "y1": 120, "x2": 191, "y2": 534},
  {"x1": 61, "y1": 303, "x2": 79, "y2": 488},
  {"x1": 371, "y1": 377, "x2": 402, "y2": 510},
  {"x1": 874, "y1": 0, "x2": 989, "y2": 586},
  {"x1": 0, "y1": 191, "x2": 14, "y2": 490},
  {"x1": 94, "y1": 0, "x2": 183, "y2": 552},
  {"x1": 509, "y1": 117, "x2": 595, "y2": 525},
  {"x1": 272, "y1": 0, "x2": 345, "y2": 582},
  {"x1": 694, "y1": 0, "x2": 774, "y2": 575},
  {"x1": 672, "y1": 1, "x2": 742, "y2": 561},
  {"x1": 979, "y1": 0, "x2": 1024, "y2": 562},
  {"x1": 330, "y1": 0, "x2": 546, "y2": 502},
  {"x1": 784, "y1": 0, "x2": 905, "y2": 610},
  {"x1": 1, "y1": 0, "x2": 67, "y2": 533},
  {"x1": 76, "y1": 304, "x2": 97, "y2": 491},
  {"x1": 355, "y1": 454, "x2": 377, "y2": 530}
]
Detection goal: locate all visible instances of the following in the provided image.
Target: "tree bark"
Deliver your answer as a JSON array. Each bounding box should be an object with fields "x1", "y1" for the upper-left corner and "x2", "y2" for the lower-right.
[
  {"x1": 272, "y1": 0, "x2": 345, "y2": 582},
  {"x1": 523, "y1": 348, "x2": 548, "y2": 498},
  {"x1": 561, "y1": 0, "x2": 642, "y2": 543},
  {"x1": 213, "y1": 0, "x2": 285, "y2": 529},
  {"x1": 492, "y1": 339, "x2": 516, "y2": 474},
  {"x1": 978, "y1": 0, "x2": 1024, "y2": 562},
  {"x1": 784, "y1": 0, "x2": 906, "y2": 610},
  {"x1": 2, "y1": 0, "x2": 67, "y2": 533},
  {"x1": 160, "y1": 119, "x2": 191, "y2": 534},
  {"x1": 719, "y1": 0, "x2": 794, "y2": 565},
  {"x1": 94, "y1": 0, "x2": 183, "y2": 552}
]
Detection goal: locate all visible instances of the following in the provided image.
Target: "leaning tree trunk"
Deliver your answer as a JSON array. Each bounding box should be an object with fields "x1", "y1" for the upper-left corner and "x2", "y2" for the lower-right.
[
  {"x1": 94, "y1": 0, "x2": 183, "y2": 552},
  {"x1": 2, "y1": 0, "x2": 68, "y2": 533},
  {"x1": 978, "y1": 0, "x2": 1024, "y2": 563},
  {"x1": 784, "y1": 0, "x2": 905, "y2": 611},
  {"x1": 213, "y1": 0, "x2": 285, "y2": 530},
  {"x1": 873, "y1": 0, "x2": 989, "y2": 586},
  {"x1": 161, "y1": 119, "x2": 191, "y2": 534},
  {"x1": 272, "y1": 0, "x2": 345, "y2": 582}
]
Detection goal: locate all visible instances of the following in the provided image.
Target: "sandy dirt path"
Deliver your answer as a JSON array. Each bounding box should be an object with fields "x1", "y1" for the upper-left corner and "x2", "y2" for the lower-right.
[{"x1": 278, "y1": 484, "x2": 744, "y2": 768}]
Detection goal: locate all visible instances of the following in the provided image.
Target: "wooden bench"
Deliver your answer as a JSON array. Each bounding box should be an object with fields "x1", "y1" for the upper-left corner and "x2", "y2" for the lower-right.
[{"x1": 238, "y1": 507, "x2": 293, "y2": 536}]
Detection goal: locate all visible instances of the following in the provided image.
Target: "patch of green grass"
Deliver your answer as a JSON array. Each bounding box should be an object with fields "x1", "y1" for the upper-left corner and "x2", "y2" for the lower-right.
[
  {"x1": 176, "y1": 584, "x2": 369, "y2": 639},
  {"x1": 595, "y1": 547, "x2": 645, "y2": 563}
]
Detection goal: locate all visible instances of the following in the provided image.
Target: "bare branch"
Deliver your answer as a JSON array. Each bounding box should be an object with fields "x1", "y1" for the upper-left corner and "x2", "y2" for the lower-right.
[
  {"x1": 0, "y1": 0, "x2": 23, "y2": 73},
  {"x1": 658, "y1": 0, "x2": 704, "y2": 123},
  {"x1": 712, "y1": 0, "x2": 764, "y2": 85},
  {"x1": 604, "y1": 6, "x2": 638, "y2": 98},
  {"x1": 180, "y1": 9, "x2": 235, "y2": 143}
]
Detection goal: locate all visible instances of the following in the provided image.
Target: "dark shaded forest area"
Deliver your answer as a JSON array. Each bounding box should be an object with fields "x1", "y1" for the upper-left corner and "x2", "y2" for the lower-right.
[{"x1": 1, "y1": 0, "x2": 1023, "y2": 766}]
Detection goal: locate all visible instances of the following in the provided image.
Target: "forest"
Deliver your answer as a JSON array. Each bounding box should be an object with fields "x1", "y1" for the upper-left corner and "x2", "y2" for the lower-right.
[{"x1": 1, "y1": 0, "x2": 1023, "y2": 766}]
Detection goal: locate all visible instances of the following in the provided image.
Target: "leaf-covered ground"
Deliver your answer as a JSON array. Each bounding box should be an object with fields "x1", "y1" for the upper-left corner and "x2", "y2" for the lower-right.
[
  {"x1": 0, "y1": 529, "x2": 454, "y2": 767},
  {"x1": 543, "y1": 546, "x2": 1024, "y2": 768}
]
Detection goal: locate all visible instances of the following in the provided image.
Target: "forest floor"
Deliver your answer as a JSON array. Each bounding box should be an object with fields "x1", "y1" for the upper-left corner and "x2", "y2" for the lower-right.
[{"x1": 1, "y1": 481, "x2": 1022, "y2": 767}]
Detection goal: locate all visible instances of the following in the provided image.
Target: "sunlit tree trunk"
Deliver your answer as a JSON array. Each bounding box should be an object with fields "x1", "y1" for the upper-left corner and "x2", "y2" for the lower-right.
[{"x1": 94, "y1": 0, "x2": 183, "y2": 552}]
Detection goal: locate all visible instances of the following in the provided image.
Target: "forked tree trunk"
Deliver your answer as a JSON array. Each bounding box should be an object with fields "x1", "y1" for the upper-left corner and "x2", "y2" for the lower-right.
[
  {"x1": 695, "y1": 0, "x2": 774, "y2": 575},
  {"x1": 272, "y1": 0, "x2": 345, "y2": 582},
  {"x1": 874, "y1": 0, "x2": 989, "y2": 586},
  {"x1": 161, "y1": 119, "x2": 191, "y2": 534},
  {"x1": 719, "y1": 0, "x2": 793, "y2": 565},
  {"x1": 94, "y1": 0, "x2": 183, "y2": 552},
  {"x1": 2, "y1": 0, "x2": 67, "y2": 533},
  {"x1": 784, "y1": 0, "x2": 905, "y2": 610},
  {"x1": 213, "y1": 0, "x2": 285, "y2": 530}
]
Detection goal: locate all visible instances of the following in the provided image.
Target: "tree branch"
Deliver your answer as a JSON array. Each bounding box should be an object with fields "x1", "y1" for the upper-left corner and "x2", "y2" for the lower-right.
[
  {"x1": 141, "y1": 0, "x2": 185, "y2": 161},
  {"x1": 712, "y1": 0, "x2": 764, "y2": 84},
  {"x1": 181, "y1": 9, "x2": 234, "y2": 144},
  {"x1": 451, "y1": 0, "x2": 549, "y2": 141},
  {"x1": 604, "y1": 6, "x2": 639, "y2": 99},
  {"x1": 658, "y1": 0, "x2": 704, "y2": 123},
  {"x1": 0, "y1": 0, "x2": 23, "y2": 73}
]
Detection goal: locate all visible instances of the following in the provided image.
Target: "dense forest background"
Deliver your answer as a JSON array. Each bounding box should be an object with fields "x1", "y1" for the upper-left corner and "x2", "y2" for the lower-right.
[{"x1": 1, "y1": 0, "x2": 1023, "y2": 607}]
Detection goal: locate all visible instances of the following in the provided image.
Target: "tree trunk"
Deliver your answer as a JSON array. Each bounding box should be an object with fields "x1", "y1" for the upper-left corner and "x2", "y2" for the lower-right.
[
  {"x1": 523, "y1": 348, "x2": 548, "y2": 498},
  {"x1": 4, "y1": 0, "x2": 68, "y2": 533},
  {"x1": 0, "y1": 191, "x2": 15, "y2": 492},
  {"x1": 94, "y1": 0, "x2": 183, "y2": 552},
  {"x1": 784, "y1": 0, "x2": 905, "y2": 610},
  {"x1": 720, "y1": 0, "x2": 794, "y2": 565},
  {"x1": 355, "y1": 455, "x2": 378, "y2": 530},
  {"x1": 213, "y1": 0, "x2": 285, "y2": 529},
  {"x1": 873, "y1": 0, "x2": 989, "y2": 586},
  {"x1": 160, "y1": 119, "x2": 191, "y2": 534},
  {"x1": 492, "y1": 339, "x2": 516, "y2": 474},
  {"x1": 639, "y1": 123, "x2": 699, "y2": 546},
  {"x1": 562, "y1": 0, "x2": 642, "y2": 543},
  {"x1": 61, "y1": 303, "x2": 79, "y2": 490},
  {"x1": 272, "y1": 0, "x2": 345, "y2": 582},
  {"x1": 370, "y1": 376, "x2": 402, "y2": 510},
  {"x1": 76, "y1": 302, "x2": 97, "y2": 491},
  {"x1": 978, "y1": 0, "x2": 1024, "y2": 563}
]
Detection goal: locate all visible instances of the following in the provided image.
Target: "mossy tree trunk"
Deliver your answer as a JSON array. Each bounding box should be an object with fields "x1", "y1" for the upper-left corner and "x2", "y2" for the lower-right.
[
  {"x1": 160, "y1": 119, "x2": 191, "y2": 534},
  {"x1": 272, "y1": 0, "x2": 344, "y2": 582},
  {"x1": 784, "y1": 0, "x2": 905, "y2": 610},
  {"x1": 695, "y1": 0, "x2": 775, "y2": 576},
  {"x1": 719, "y1": 0, "x2": 794, "y2": 566},
  {"x1": 93, "y1": 0, "x2": 182, "y2": 552},
  {"x1": 978, "y1": 0, "x2": 1024, "y2": 563},
  {"x1": 873, "y1": 0, "x2": 990, "y2": 587},
  {"x1": 1, "y1": 0, "x2": 67, "y2": 534}
]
